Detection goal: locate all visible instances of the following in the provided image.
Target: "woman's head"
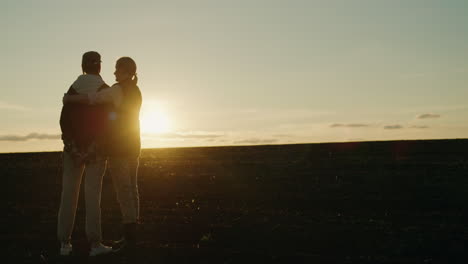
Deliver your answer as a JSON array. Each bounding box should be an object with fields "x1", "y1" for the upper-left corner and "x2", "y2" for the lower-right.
[
  {"x1": 81, "y1": 51, "x2": 101, "y2": 75},
  {"x1": 114, "y1": 57, "x2": 138, "y2": 85}
]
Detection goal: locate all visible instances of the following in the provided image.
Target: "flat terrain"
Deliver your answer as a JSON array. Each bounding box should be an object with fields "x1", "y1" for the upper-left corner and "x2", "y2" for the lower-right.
[{"x1": 3, "y1": 139, "x2": 468, "y2": 263}]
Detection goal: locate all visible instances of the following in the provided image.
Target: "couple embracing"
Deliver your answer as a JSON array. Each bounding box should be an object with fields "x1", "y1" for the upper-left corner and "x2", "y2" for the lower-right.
[{"x1": 58, "y1": 51, "x2": 142, "y2": 257}]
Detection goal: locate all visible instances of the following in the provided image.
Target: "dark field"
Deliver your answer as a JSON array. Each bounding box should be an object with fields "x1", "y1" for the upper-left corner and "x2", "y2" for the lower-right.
[{"x1": 3, "y1": 139, "x2": 468, "y2": 263}]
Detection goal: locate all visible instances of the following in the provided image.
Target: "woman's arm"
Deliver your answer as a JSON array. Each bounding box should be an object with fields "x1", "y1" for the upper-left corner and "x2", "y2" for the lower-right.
[
  {"x1": 62, "y1": 85, "x2": 121, "y2": 106},
  {"x1": 91, "y1": 86, "x2": 121, "y2": 105},
  {"x1": 63, "y1": 94, "x2": 89, "y2": 104}
]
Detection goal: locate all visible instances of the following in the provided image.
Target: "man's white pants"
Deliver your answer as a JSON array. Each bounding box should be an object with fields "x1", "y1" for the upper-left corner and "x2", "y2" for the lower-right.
[{"x1": 57, "y1": 152, "x2": 107, "y2": 243}]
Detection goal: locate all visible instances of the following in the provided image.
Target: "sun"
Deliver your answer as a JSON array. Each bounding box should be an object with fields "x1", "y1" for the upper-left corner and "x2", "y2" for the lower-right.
[{"x1": 140, "y1": 102, "x2": 171, "y2": 134}]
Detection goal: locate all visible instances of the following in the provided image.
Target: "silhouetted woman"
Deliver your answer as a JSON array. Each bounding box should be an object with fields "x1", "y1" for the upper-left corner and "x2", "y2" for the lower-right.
[{"x1": 64, "y1": 57, "x2": 142, "y2": 252}]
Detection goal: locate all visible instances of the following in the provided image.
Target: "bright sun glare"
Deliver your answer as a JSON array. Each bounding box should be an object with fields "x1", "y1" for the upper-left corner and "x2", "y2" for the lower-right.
[{"x1": 140, "y1": 102, "x2": 171, "y2": 134}]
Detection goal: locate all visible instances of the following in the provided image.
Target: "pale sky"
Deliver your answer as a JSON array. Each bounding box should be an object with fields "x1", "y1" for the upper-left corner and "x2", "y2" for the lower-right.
[{"x1": 1, "y1": 0, "x2": 468, "y2": 153}]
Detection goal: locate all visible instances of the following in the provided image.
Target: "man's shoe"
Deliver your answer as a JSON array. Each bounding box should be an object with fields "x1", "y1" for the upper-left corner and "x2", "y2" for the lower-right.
[
  {"x1": 89, "y1": 243, "x2": 113, "y2": 257},
  {"x1": 60, "y1": 242, "x2": 73, "y2": 256}
]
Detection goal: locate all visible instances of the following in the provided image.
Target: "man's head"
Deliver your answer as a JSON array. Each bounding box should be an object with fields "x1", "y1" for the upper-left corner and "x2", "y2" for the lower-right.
[{"x1": 81, "y1": 51, "x2": 101, "y2": 74}]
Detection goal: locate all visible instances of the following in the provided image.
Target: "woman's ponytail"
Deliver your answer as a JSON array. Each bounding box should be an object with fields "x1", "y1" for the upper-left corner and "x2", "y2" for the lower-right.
[{"x1": 132, "y1": 73, "x2": 138, "y2": 85}]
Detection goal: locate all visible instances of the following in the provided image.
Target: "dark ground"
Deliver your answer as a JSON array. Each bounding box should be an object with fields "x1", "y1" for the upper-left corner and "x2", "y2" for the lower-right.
[{"x1": 2, "y1": 139, "x2": 468, "y2": 263}]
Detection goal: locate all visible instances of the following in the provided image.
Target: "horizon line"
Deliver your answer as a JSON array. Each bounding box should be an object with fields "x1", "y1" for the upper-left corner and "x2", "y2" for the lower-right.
[{"x1": 1, "y1": 138, "x2": 467, "y2": 155}]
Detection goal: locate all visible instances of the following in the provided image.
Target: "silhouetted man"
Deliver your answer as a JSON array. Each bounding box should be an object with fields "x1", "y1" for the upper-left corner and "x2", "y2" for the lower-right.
[{"x1": 57, "y1": 51, "x2": 113, "y2": 257}]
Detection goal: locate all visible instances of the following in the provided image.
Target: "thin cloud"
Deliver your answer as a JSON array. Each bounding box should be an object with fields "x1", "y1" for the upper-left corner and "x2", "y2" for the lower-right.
[
  {"x1": 233, "y1": 138, "x2": 278, "y2": 144},
  {"x1": 384, "y1": 125, "x2": 403, "y2": 130},
  {"x1": 417, "y1": 114, "x2": 440, "y2": 119},
  {"x1": 272, "y1": 134, "x2": 293, "y2": 137},
  {"x1": 330, "y1": 123, "x2": 370, "y2": 128},
  {"x1": 0, "y1": 101, "x2": 30, "y2": 111},
  {"x1": 410, "y1": 125, "x2": 429, "y2": 129},
  {"x1": 143, "y1": 131, "x2": 225, "y2": 139},
  {"x1": 0, "y1": 133, "x2": 60, "y2": 141}
]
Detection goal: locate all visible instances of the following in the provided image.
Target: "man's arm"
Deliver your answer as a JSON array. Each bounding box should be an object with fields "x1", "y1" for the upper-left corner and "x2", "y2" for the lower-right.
[{"x1": 60, "y1": 86, "x2": 78, "y2": 140}]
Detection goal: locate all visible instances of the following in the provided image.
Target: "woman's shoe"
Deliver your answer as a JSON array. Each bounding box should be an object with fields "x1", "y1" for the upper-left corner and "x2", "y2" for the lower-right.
[
  {"x1": 112, "y1": 238, "x2": 136, "y2": 253},
  {"x1": 112, "y1": 237, "x2": 126, "y2": 250},
  {"x1": 89, "y1": 243, "x2": 113, "y2": 257},
  {"x1": 112, "y1": 223, "x2": 137, "y2": 253}
]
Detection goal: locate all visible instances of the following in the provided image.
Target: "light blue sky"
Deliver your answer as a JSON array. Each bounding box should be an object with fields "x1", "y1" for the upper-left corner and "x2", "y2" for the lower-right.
[{"x1": 1, "y1": 0, "x2": 467, "y2": 152}]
